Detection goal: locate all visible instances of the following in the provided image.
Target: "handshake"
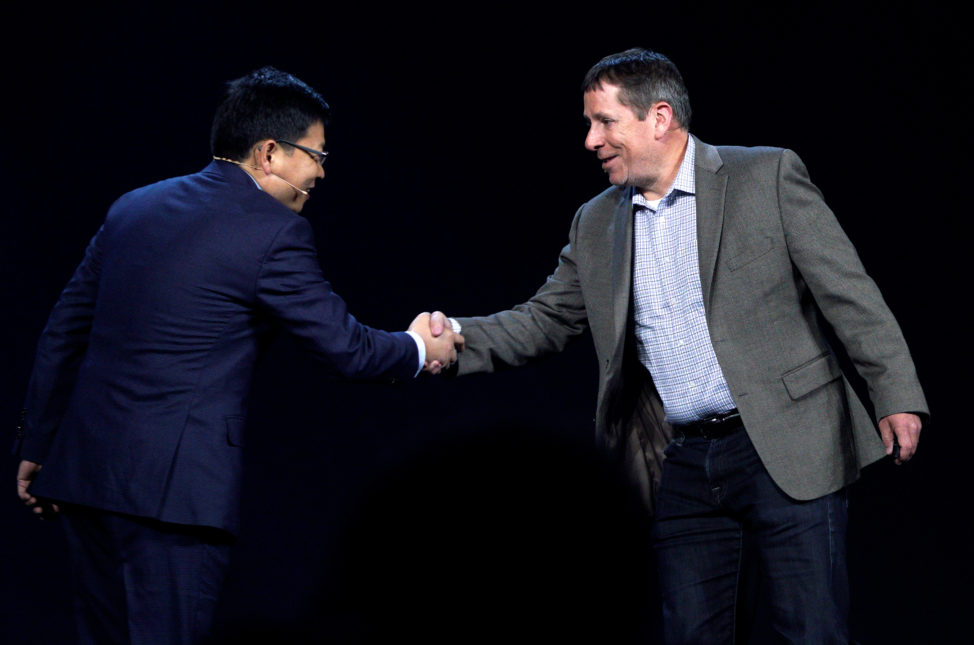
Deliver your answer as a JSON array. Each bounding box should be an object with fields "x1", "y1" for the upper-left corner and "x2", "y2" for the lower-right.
[{"x1": 408, "y1": 311, "x2": 464, "y2": 375}]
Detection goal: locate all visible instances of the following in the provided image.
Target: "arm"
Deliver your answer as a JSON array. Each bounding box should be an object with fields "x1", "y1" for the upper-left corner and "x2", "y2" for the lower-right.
[
  {"x1": 776, "y1": 149, "x2": 928, "y2": 460},
  {"x1": 452, "y1": 208, "x2": 590, "y2": 375},
  {"x1": 14, "y1": 226, "x2": 105, "y2": 514},
  {"x1": 16, "y1": 225, "x2": 105, "y2": 463},
  {"x1": 255, "y1": 216, "x2": 432, "y2": 381}
]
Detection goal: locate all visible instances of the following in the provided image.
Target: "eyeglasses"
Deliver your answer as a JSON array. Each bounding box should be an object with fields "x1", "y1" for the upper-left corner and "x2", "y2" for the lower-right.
[{"x1": 278, "y1": 139, "x2": 329, "y2": 166}]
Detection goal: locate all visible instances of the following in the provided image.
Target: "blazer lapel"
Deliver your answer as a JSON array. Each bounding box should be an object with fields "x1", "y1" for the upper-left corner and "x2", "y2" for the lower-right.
[
  {"x1": 693, "y1": 136, "x2": 727, "y2": 317},
  {"x1": 609, "y1": 187, "x2": 634, "y2": 358}
]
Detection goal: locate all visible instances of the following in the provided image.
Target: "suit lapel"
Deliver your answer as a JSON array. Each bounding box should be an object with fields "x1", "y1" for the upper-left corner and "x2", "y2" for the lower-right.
[
  {"x1": 693, "y1": 136, "x2": 727, "y2": 316},
  {"x1": 609, "y1": 187, "x2": 634, "y2": 356}
]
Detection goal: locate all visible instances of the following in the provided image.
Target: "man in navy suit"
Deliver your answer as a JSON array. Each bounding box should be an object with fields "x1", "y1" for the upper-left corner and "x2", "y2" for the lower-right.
[{"x1": 14, "y1": 67, "x2": 462, "y2": 644}]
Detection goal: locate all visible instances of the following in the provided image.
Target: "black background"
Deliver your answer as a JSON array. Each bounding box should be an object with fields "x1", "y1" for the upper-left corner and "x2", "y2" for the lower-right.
[{"x1": 1, "y1": 3, "x2": 968, "y2": 643}]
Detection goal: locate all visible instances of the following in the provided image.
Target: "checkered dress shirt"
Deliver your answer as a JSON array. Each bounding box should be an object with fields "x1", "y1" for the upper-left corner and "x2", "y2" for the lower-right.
[{"x1": 631, "y1": 139, "x2": 736, "y2": 424}]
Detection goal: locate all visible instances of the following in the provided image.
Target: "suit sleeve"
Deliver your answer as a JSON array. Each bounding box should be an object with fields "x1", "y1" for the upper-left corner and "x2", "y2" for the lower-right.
[
  {"x1": 455, "y1": 207, "x2": 590, "y2": 375},
  {"x1": 255, "y1": 216, "x2": 419, "y2": 381},
  {"x1": 16, "y1": 226, "x2": 105, "y2": 462},
  {"x1": 776, "y1": 149, "x2": 928, "y2": 420}
]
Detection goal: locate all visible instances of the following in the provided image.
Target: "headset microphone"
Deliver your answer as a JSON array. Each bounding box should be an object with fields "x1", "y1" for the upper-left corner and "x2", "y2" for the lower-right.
[
  {"x1": 274, "y1": 174, "x2": 309, "y2": 196},
  {"x1": 211, "y1": 156, "x2": 309, "y2": 196}
]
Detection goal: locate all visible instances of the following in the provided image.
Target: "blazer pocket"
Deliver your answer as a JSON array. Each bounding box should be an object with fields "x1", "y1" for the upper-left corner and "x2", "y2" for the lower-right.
[
  {"x1": 781, "y1": 352, "x2": 841, "y2": 400},
  {"x1": 726, "y1": 237, "x2": 775, "y2": 272},
  {"x1": 226, "y1": 416, "x2": 246, "y2": 447}
]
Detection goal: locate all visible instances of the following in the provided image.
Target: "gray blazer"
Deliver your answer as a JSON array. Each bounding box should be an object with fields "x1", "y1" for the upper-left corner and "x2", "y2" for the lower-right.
[{"x1": 455, "y1": 136, "x2": 928, "y2": 513}]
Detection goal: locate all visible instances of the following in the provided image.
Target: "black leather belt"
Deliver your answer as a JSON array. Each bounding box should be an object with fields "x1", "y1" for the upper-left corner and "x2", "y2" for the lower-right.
[{"x1": 674, "y1": 409, "x2": 743, "y2": 439}]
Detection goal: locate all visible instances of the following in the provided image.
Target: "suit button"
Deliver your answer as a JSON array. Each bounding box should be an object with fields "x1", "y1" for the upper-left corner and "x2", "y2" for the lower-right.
[{"x1": 15, "y1": 408, "x2": 26, "y2": 438}]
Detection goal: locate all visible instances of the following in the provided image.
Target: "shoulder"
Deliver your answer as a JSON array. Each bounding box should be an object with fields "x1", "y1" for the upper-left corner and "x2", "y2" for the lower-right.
[
  {"x1": 692, "y1": 134, "x2": 793, "y2": 166},
  {"x1": 104, "y1": 164, "x2": 309, "y2": 260},
  {"x1": 577, "y1": 184, "x2": 629, "y2": 225},
  {"x1": 718, "y1": 145, "x2": 784, "y2": 164},
  {"x1": 695, "y1": 138, "x2": 809, "y2": 187},
  {"x1": 706, "y1": 141, "x2": 789, "y2": 173}
]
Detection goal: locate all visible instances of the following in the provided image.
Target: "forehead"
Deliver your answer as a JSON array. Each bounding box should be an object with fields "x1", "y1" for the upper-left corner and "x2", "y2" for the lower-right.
[
  {"x1": 298, "y1": 121, "x2": 326, "y2": 146},
  {"x1": 583, "y1": 83, "x2": 634, "y2": 118}
]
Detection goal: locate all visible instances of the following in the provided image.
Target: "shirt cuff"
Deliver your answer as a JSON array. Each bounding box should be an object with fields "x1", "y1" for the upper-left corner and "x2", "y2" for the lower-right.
[
  {"x1": 448, "y1": 318, "x2": 461, "y2": 333},
  {"x1": 405, "y1": 330, "x2": 426, "y2": 377}
]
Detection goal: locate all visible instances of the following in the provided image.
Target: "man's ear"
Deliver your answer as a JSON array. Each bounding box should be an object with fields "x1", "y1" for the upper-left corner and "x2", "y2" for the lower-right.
[
  {"x1": 255, "y1": 139, "x2": 279, "y2": 174},
  {"x1": 651, "y1": 101, "x2": 675, "y2": 137}
]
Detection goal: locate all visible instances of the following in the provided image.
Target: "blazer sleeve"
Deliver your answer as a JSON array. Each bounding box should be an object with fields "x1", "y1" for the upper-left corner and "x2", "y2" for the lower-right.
[
  {"x1": 455, "y1": 207, "x2": 590, "y2": 375},
  {"x1": 776, "y1": 149, "x2": 928, "y2": 420},
  {"x1": 255, "y1": 216, "x2": 419, "y2": 381},
  {"x1": 16, "y1": 225, "x2": 105, "y2": 462}
]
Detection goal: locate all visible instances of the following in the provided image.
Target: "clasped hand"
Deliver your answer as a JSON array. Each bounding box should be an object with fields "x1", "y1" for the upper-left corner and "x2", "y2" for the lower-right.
[{"x1": 409, "y1": 311, "x2": 465, "y2": 374}]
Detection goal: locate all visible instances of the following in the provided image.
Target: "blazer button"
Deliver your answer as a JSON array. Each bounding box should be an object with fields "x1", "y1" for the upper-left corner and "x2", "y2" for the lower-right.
[{"x1": 15, "y1": 408, "x2": 26, "y2": 439}]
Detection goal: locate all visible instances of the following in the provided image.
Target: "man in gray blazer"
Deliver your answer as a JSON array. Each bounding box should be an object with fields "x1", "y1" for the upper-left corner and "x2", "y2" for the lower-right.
[{"x1": 434, "y1": 48, "x2": 927, "y2": 643}]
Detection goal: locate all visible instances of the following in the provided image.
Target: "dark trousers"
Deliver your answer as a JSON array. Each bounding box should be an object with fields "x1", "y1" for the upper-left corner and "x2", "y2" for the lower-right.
[
  {"x1": 60, "y1": 504, "x2": 234, "y2": 645},
  {"x1": 651, "y1": 426, "x2": 849, "y2": 644}
]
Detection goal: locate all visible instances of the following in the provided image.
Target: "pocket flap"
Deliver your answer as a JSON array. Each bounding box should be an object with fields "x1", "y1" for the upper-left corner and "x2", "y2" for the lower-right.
[
  {"x1": 781, "y1": 353, "x2": 841, "y2": 400},
  {"x1": 726, "y1": 237, "x2": 775, "y2": 271}
]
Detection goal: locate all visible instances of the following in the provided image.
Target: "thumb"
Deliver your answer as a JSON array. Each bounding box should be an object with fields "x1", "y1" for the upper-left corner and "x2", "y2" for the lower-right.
[{"x1": 430, "y1": 311, "x2": 448, "y2": 337}]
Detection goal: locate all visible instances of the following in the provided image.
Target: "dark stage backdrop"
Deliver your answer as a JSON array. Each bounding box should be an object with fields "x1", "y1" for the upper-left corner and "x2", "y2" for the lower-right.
[{"x1": 2, "y1": 4, "x2": 967, "y2": 643}]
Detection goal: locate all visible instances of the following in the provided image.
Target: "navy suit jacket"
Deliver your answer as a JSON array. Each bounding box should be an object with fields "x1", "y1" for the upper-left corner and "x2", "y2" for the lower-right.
[{"x1": 16, "y1": 160, "x2": 418, "y2": 534}]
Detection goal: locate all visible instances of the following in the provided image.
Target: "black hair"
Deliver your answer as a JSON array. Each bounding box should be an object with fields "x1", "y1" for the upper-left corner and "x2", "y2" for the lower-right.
[
  {"x1": 582, "y1": 48, "x2": 691, "y2": 128},
  {"x1": 210, "y1": 66, "x2": 331, "y2": 160}
]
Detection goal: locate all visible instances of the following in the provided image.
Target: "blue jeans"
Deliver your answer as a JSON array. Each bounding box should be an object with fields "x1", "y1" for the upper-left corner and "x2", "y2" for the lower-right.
[{"x1": 651, "y1": 426, "x2": 849, "y2": 644}]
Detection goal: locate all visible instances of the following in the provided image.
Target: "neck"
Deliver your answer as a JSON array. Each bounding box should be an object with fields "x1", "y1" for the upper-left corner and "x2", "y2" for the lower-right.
[
  {"x1": 214, "y1": 155, "x2": 298, "y2": 193},
  {"x1": 639, "y1": 130, "x2": 689, "y2": 201},
  {"x1": 214, "y1": 155, "x2": 261, "y2": 180}
]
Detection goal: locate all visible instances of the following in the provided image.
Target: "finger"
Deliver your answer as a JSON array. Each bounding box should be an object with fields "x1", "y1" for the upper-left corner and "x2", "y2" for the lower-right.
[
  {"x1": 895, "y1": 429, "x2": 919, "y2": 463},
  {"x1": 878, "y1": 419, "x2": 895, "y2": 455},
  {"x1": 17, "y1": 484, "x2": 35, "y2": 504},
  {"x1": 454, "y1": 333, "x2": 465, "y2": 352},
  {"x1": 890, "y1": 416, "x2": 922, "y2": 463}
]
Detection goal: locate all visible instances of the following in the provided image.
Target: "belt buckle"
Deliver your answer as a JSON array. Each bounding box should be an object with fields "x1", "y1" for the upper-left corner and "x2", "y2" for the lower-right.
[
  {"x1": 698, "y1": 411, "x2": 739, "y2": 439},
  {"x1": 697, "y1": 423, "x2": 721, "y2": 440}
]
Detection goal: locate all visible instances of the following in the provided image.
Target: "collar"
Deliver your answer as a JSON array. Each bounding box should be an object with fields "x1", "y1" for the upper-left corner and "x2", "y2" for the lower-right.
[
  {"x1": 632, "y1": 134, "x2": 696, "y2": 211},
  {"x1": 210, "y1": 157, "x2": 263, "y2": 190}
]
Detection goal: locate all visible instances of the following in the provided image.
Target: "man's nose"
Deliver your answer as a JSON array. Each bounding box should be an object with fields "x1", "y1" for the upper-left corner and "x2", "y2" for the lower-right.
[{"x1": 584, "y1": 126, "x2": 602, "y2": 151}]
